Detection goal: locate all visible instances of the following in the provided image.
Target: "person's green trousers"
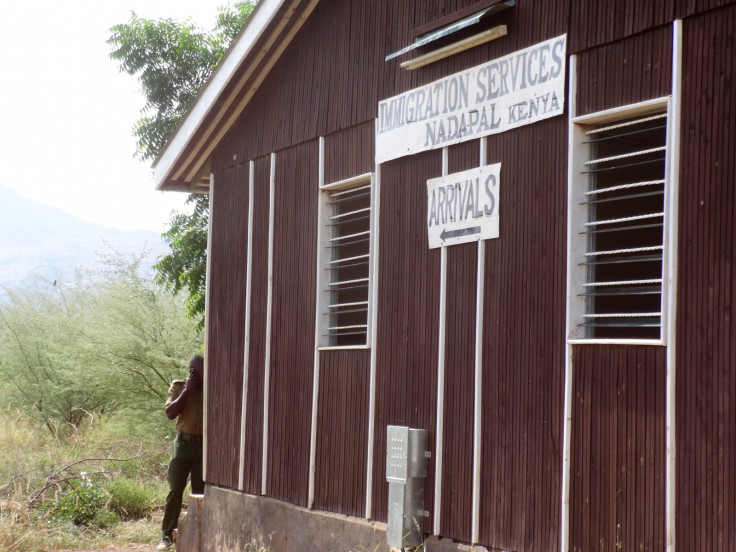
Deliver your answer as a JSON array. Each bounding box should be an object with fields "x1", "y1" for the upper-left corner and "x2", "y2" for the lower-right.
[{"x1": 161, "y1": 436, "x2": 204, "y2": 543}]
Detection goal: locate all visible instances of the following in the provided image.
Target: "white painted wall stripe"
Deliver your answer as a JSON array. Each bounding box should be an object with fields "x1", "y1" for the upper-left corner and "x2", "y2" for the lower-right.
[
  {"x1": 560, "y1": 52, "x2": 578, "y2": 552},
  {"x1": 238, "y1": 161, "x2": 255, "y2": 491},
  {"x1": 665, "y1": 19, "x2": 682, "y2": 552},
  {"x1": 365, "y1": 163, "x2": 381, "y2": 519},
  {"x1": 202, "y1": 173, "x2": 215, "y2": 483},
  {"x1": 433, "y1": 147, "x2": 449, "y2": 536},
  {"x1": 471, "y1": 137, "x2": 488, "y2": 544},
  {"x1": 308, "y1": 138, "x2": 326, "y2": 509},
  {"x1": 261, "y1": 152, "x2": 276, "y2": 496}
]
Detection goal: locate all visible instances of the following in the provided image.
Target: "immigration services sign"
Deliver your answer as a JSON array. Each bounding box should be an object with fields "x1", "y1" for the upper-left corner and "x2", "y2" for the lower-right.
[
  {"x1": 376, "y1": 34, "x2": 566, "y2": 164},
  {"x1": 427, "y1": 163, "x2": 501, "y2": 249}
]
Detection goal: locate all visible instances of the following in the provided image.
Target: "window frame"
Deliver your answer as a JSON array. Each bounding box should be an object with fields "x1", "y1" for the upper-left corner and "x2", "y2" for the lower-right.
[
  {"x1": 316, "y1": 172, "x2": 375, "y2": 350},
  {"x1": 567, "y1": 97, "x2": 676, "y2": 345}
]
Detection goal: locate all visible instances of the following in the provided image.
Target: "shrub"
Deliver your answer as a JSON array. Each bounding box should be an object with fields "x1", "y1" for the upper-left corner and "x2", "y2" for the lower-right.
[
  {"x1": 91, "y1": 507, "x2": 120, "y2": 529},
  {"x1": 47, "y1": 480, "x2": 106, "y2": 526},
  {"x1": 105, "y1": 477, "x2": 155, "y2": 519},
  {"x1": 0, "y1": 409, "x2": 167, "y2": 551}
]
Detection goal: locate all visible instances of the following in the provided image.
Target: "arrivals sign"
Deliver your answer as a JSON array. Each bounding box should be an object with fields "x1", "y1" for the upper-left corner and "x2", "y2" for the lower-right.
[
  {"x1": 376, "y1": 34, "x2": 566, "y2": 164},
  {"x1": 427, "y1": 163, "x2": 501, "y2": 249}
]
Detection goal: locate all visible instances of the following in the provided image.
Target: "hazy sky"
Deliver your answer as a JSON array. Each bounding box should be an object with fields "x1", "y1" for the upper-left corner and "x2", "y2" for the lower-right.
[{"x1": 0, "y1": 0, "x2": 228, "y2": 233}]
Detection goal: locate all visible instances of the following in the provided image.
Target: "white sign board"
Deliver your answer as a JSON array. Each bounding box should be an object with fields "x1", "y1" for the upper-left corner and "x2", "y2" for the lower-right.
[
  {"x1": 376, "y1": 34, "x2": 566, "y2": 164},
  {"x1": 427, "y1": 163, "x2": 501, "y2": 249}
]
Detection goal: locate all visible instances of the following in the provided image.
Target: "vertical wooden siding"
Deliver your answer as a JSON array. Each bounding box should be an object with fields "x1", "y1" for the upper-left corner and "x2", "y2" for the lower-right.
[
  {"x1": 213, "y1": 0, "x2": 389, "y2": 168},
  {"x1": 575, "y1": 25, "x2": 673, "y2": 117},
  {"x1": 199, "y1": 2, "x2": 736, "y2": 551},
  {"x1": 478, "y1": 117, "x2": 567, "y2": 552},
  {"x1": 447, "y1": 140, "x2": 479, "y2": 174},
  {"x1": 212, "y1": 0, "x2": 571, "y2": 171},
  {"x1": 371, "y1": 149, "x2": 443, "y2": 525},
  {"x1": 312, "y1": 121, "x2": 376, "y2": 517},
  {"x1": 569, "y1": 1, "x2": 675, "y2": 53},
  {"x1": 440, "y1": 242, "x2": 476, "y2": 543},
  {"x1": 314, "y1": 349, "x2": 370, "y2": 517},
  {"x1": 676, "y1": 0, "x2": 736, "y2": 18},
  {"x1": 570, "y1": 346, "x2": 666, "y2": 552},
  {"x1": 408, "y1": 0, "x2": 569, "y2": 90},
  {"x1": 323, "y1": 120, "x2": 375, "y2": 184},
  {"x1": 438, "y1": 140, "x2": 479, "y2": 543},
  {"x1": 411, "y1": 0, "x2": 508, "y2": 28},
  {"x1": 569, "y1": 20, "x2": 674, "y2": 552},
  {"x1": 206, "y1": 164, "x2": 249, "y2": 488},
  {"x1": 677, "y1": 6, "x2": 736, "y2": 551},
  {"x1": 552, "y1": 0, "x2": 736, "y2": 53},
  {"x1": 265, "y1": 140, "x2": 319, "y2": 506},
  {"x1": 240, "y1": 155, "x2": 272, "y2": 494}
]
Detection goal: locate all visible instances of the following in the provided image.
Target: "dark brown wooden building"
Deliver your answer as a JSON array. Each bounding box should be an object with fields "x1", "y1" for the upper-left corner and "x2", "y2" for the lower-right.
[{"x1": 154, "y1": 1, "x2": 736, "y2": 551}]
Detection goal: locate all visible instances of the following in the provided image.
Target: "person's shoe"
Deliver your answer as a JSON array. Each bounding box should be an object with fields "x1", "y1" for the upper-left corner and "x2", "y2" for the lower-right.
[{"x1": 156, "y1": 539, "x2": 173, "y2": 550}]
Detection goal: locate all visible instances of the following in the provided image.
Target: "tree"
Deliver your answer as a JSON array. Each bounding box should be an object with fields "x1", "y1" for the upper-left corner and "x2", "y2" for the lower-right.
[
  {"x1": 152, "y1": 195, "x2": 209, "y2": 330},
  {"x1": 0, "y1": 252, "x2": 202, "y2": 437},
  {"x1": 0, "y1": 278, "x2": 113, "y2": 436},
  {"x1": 108, "y1": 3, "x2": 255, "y2": 329},
  {"x1": 79, "y1": 250, "x2": 203, "y2": 413}
]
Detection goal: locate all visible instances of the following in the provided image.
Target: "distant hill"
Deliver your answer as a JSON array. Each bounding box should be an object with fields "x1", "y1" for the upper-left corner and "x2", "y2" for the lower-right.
[{"x1": 0, "y1": 184, "x2": 170, "y2": 289}]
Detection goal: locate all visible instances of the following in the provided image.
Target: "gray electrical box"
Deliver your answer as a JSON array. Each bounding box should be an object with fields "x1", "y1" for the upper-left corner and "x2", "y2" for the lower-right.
[{"x1": 386, "y1": 426, "x2": 429, "y2": 548}]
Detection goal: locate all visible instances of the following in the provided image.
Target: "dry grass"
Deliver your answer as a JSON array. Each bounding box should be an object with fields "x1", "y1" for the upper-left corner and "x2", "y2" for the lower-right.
[
  {"x1": 0, "y1": 507, "x2": 162, "y2": 552},
  {"x1": 0, "y1": 409, "x2": 170, "y2": 552}
]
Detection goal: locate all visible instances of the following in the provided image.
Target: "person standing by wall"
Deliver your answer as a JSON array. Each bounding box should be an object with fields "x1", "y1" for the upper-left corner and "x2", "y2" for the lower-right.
[{"x1": 158, "y1": 355, "x2": 204, "y2": 550}]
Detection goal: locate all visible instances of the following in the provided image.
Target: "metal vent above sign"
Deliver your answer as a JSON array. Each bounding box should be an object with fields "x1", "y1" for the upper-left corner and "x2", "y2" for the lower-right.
[{"x1": 385, "y1": 0, "x2": 515, "y2": 61}]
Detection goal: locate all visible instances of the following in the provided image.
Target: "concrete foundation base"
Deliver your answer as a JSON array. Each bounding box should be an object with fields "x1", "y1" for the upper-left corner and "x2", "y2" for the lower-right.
[
  {"x1": 176, "y1": 493, "x2": 204, "y2": 552},
  {"x1": 194, "y1": 485, "x2": 493, "y2": 552},
  {"x1": 422, "y1": 536, "x2": 494, "y2": 552},
  {"x1": 200, "y1": 486, "x2": 387, "y2": 552}
]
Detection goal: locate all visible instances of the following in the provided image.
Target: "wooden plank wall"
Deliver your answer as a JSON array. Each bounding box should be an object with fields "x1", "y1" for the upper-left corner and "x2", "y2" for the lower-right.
[
  {"x1": 371, "y1": 149, "x2": 443, "y2": 527},
  {"x1": 368, "y1": 4, "x2": 570, "y2": 542},
  {"x1": 677, "y1": 6, "x2": 736, "y2": 551},
  {"x1": 567, "y1": 0, "x2": 736, "y2": 53},
  {"x1": 676, "y1": 0, "x2": 736, "y2": 17},
  {"x1": 575, "y1": 24, "x2": 673, "y2": 117},
  {"x1": 212, "y1": 0, "x2": 571, "y2": 170},
  {"x1": 264, "y1": 140, "x2": 319, "y2": 506},
  {"x1": 409, "y1": 0, "x2": 569, "y2": 85},
  {"x1": 239, "y1": 155, "x2": 272, "y2": 494},
  {"x1": 568, "y1": 17, "x2": 674, "y2": 552},
  {"x1": 314, "y1": 349, "x2": 370, "y2": 517},
  {"x1": 206, "y1": 163, "x2": 249, "y2": 488},
  {"x1": 370, "y1": 118, "x2": 567, "y2": 551},
  {"x1": 202, "y1": 1, "x2": 736, "y2": 549},
  {"x1": 569, "y1": 0, "x2": 674, "y2": 53},
  {"x1": 438, "y1": 140, "x2": 479, "y2": 543},
  {"x1": 312, "y1": 121, "x2": 375, "y2": 517},
  {"x1": 411, "y1": 0, "x2": 505, "y2": 27},
  {"x1": 478, "y1": 116, "x2": 568, "y2": 552},
  {"x1": 440, "y1": 241, "x2": 476, "y2": 542},
  {"x1": 570, "y1": 346, "x2": 666, "y2": 552},
  {"x1": 213, "y1": 0, "x2": 387, "y2": 168},
  {"x1": 323, "y1": 120, "x2": 375, "y2": 184}
]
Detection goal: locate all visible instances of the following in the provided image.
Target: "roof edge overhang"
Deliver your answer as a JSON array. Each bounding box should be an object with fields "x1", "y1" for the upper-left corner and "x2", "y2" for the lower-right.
[{"x1": 153, "y1": 0, "x2": 319, "y2": 193}]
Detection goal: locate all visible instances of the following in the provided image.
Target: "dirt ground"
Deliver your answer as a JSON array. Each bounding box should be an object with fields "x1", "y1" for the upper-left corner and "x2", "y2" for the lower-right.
[{"x1": 51, "y1": 547, "x2": 157, "y2": 552}]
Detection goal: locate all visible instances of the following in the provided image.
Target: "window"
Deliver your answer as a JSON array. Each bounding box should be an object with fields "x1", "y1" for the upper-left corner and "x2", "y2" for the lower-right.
[
  {"x1": 318, "y1": 173, "x2": 373, "y2": 347},
  {"x1": 569, "y1": 102, "x2": 671, "y2": 341}
]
